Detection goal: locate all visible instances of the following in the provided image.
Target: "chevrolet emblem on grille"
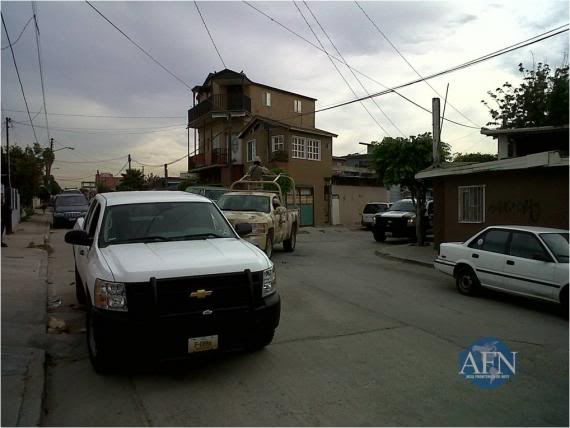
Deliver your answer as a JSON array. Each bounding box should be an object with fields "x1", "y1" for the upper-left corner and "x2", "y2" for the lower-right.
[{"x1": 190, "y1": 289, "x2": 213, "y2": 299}]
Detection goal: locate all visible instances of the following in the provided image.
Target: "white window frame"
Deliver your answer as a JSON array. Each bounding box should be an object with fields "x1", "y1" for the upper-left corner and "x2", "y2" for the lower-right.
[
  {"x1": 306, "y1": 138, "x2": 321, "y2": 161},
  {"x1": 263, "y1": 92, "x2": 271, "y2": 107},
  {"x1": 294, "y1": 99, "x2": 302, "y2": 113},
  {"x1": 247, "y1": 139, "x2": 256, "y2": 162},
  {"x1": 271, "y1": 135, "x2": 284, "y2": 152},
  {"x1": 292, "y1": 135, "x2": 306, "y2": 159},
  {"x1": 458, "y1": 185, "x2": 485, "y2": 223}
]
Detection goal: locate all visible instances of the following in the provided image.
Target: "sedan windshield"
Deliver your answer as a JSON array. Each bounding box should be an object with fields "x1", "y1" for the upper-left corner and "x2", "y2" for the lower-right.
[
  {"x1": 55, "y1": 196, "x2": 87, "y2": 207},
  {"x1": 217, "y1": 194, "x2": 270, "y2": 213},
  {"x1": 99, "y1": 202, "x2": 235, "y2": 246},
  {"x1": 540, "y1": 233, "x2": 569, "y2": 263},
  {"x1": 389, "y1": 200, "x2": 415, "y2": 212}
]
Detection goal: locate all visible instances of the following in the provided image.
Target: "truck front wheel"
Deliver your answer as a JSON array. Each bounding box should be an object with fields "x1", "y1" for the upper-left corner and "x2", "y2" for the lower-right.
[
  {"x1": 265, "y1": 231, "x2": 274, "y2": 258},
  {"x1": 373, "y1": 230, "x2": 386, "y2": 242},
  {"x1": 86, "y1": 305, "x2": 113, "y2": 374}
]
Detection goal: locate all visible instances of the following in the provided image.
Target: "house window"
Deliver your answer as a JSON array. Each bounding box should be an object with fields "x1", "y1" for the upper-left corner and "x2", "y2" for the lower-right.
[
  {"x1": 247, "y1": 140, "x2": 256, "y2": 162},
  {"x1": 307, "y1": 139, "x2": 321, "y2": 161},
  {"x1": 271, "y1": 135, "x2": 284, "y2": 152},
  {"x1": 458, "y1": 185, "x2": 485, "y2": 223},
  {"x1": 294, "y1": 99, "x2": 302, "y2": 113},
  {"x1": 263, "y1": 92, "x2": 271, "y2": 107},
  {"x1": 292, "y1": 136, "x2": 306, "y2": 159}
]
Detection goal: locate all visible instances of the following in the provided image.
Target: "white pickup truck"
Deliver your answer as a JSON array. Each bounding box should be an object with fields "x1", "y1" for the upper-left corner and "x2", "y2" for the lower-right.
[
  {"x1": 64, "y1": 191, "x2": 280, "y2": 372},
  {"x1": 217, "y1": 174, "x2": 300, "y2": 258}
]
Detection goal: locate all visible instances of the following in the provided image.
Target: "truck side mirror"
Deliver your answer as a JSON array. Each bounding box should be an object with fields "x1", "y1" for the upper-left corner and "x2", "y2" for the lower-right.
[
  {"x1": 234, "y1": 223, "x2": 252, "y2": 237},
  {"x1": 64, "y1": 230, "x2": 93, "y2": 246}
]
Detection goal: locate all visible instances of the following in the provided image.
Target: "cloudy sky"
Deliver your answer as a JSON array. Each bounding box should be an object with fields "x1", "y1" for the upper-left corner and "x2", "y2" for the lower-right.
[{"x1": 1, "y1": 0, "x2": 568, "y2": 186}]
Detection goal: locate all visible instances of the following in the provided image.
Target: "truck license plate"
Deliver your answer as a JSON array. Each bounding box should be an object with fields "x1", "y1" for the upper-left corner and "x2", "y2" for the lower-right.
[{"x1": 188, "y1": 335, "x2": 218, "y2": 353}]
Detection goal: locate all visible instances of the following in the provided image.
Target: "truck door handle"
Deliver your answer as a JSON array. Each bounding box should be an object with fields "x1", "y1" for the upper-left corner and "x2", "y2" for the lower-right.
[
  {"x1": 79, "y1": 250, "x2": 85, "y2": 256},
  {"x1": 472, "y1": 253, "x2": 479, "y2": 259},
  {"x1": 506, "y1": 260, "x2": 514, "y2": 265}
]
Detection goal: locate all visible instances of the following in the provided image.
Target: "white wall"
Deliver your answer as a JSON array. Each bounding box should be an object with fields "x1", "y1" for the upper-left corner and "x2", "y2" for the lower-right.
[{"x1": 331, "y1": 185, "x2": 389, "y2": 226}]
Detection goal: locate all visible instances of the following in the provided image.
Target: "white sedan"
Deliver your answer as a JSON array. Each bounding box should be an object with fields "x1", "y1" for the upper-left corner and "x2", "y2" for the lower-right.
[{"x1": 434, "y1": 226, "x2": 568, "y2": 311}]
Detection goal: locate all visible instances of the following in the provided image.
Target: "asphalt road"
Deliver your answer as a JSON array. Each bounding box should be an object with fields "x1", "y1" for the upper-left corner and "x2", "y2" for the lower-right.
[{"x1": 42, "y1": 226, "x2": 568, "y2": 426}]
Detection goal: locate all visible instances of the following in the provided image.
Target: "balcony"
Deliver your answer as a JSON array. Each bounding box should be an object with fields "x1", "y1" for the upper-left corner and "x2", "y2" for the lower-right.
[
  {"x1": 188, "y1": 93, "x2": 251, "y2": 125},
  {"x1": 211, "y1": 148, "x2": 228, "y2": 165}
]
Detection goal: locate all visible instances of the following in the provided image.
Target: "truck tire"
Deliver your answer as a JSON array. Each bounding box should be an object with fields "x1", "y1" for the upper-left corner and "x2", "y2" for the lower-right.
[
  {"x1": 373, "y1": 230, "x2": 386, "y2": 242},
  {"x1": 265, "y1": 231, "x2": 274, "y2": 258},
  {"x1": 75, "y1": 265, "x2": 86, "y2": 305},
  {"x1": 86, "y1": 302, "x2": 113, "y2": 374},
  {"x1": 247, "y1": 328, "x2": 275, "y2": 351},
  {"x1": 283, "y1": 225, "x2": 297, "y2": 252}
]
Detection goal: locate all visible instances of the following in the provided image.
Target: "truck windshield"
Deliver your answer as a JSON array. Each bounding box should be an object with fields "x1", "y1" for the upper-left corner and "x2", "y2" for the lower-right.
[
  {"x1": 217, "y1": 194, "x2": 271, "y2": 213},
  {"x1": 99, "y1": 202, "x2": 235, "y2": 246},
  {"x1": 204, "y1": 189, "x2": 228, "y2": 201}
]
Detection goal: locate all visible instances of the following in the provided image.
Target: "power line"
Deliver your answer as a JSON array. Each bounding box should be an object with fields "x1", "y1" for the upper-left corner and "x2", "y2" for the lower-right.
[
  {"x1": 1, "y1": 16, "x2": 33, "y2": 50},
  {"x1": 193, "y1": 1, "x2": 226, "y2": 69},
  {"x1": 32, "y1": 2, "x2": 50, "y2": 142},
  {"x1": 1, "y1": 108, "x2": 186, "y2": 119},
  {"x1": 132, "y1": 153, "x2": 190, "y2": 168},
  {"x1": 292, "y1": 25, "x2": 570, "y2": 123},
  {"x1": 84, "y1": 1, "x2": 193, "y2": 91},
  {"x1": 1, "y1": 12, "x2": 39, "y2": 145},
  {"x1": 355, "y1": 1, "x2": 481, "y2": 128},
  {"x1": 302, "y1": 0, "x2": 406, "y2": 137},
  {"x1": 54, "y1": 155, "x2": 128, "y2": 164},
  {"x1": 292, "y1": 1, "x2": 392, "y2": 137},
  {"x1": 12, "y1": 120, "x2": 186, "y2": 135}
]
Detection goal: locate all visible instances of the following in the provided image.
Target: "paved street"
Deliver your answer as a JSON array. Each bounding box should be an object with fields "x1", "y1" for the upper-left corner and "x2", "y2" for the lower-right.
[{"x1": 42, "y1": 226, "x2": 568, "y2": 426}]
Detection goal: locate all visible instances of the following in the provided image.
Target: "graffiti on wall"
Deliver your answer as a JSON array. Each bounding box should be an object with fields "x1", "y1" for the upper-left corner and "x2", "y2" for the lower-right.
[{"x1": 487, "y1": 198, "x2": 541, "y2": 223}]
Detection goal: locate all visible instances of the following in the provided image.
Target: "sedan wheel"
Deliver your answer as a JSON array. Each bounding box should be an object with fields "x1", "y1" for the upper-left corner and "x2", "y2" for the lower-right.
[{"x1": 456, "y1": 267, "x2": 480, "y2": 296}]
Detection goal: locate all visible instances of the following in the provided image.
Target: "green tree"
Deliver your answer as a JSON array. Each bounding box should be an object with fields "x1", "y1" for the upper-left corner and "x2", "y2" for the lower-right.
[
  {"x1": 1, "y1": 145, "x2": 45, "y2": 207},
  {"x1": 177, "y1": 177, "x2": 198, "y2": 191},
  {"x1": 372, "y1": 132, "x2": 450, "y2": 246},
  {"x1": 482, "y1": 62, "x2": 569, "y2": 128},
  {"x1": 144, "y1": 173, "x2": 166, "y2": 190},
  {"x1": 452, "y1": 152, "x2": 497, "y2": 163},
  {"x1": 270, "y1": 167, "x2": 292, "y2": 196},
  {"x1": 116, "y1": 169, "x2": 145, "y2": 191}
]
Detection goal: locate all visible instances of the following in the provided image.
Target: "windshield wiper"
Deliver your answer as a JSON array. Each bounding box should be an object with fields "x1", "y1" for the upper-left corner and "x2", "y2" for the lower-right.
[
  {"x1": 172, "y1": 233, "x2": 226, "y2": 241},
  {"x1": 111, "y1": 236, "x2": 173, "y2": 244}
]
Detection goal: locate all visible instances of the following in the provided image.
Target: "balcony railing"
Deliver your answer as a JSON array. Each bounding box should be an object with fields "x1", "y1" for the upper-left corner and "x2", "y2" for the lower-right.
[
  {"x1": 188, "y1": 93, "x2": 251, "y2": 124},
  {"x1": 211, "y1": 148, "x2": 228, "y2": 165}
]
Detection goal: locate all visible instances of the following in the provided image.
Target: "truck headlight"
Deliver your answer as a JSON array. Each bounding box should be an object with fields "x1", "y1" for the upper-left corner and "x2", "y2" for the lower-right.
[
  {"x1": 94, "y1": 279, "x2": 127, "y2": 311},
  {"x1": 262, "y1": 267, "x2": 276, "y2": 297},
  {"x1": 251, "y1": 223, "x2": 267, "y2": 235},
  {"x1": 407, "y1": 216, "x2": 416, "y2": 225}
]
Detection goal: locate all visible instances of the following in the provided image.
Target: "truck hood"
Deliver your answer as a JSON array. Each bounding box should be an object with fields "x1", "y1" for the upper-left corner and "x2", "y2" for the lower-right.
[
  {"x1": 222, "y1": 211, "x2": 271, "y2": 224},
  {"x1": 99, "y1": 238, "x2": 271, "y2": 283},
  {"x1": 380, "y1": 211, "x2": 414, "y2": 219}
]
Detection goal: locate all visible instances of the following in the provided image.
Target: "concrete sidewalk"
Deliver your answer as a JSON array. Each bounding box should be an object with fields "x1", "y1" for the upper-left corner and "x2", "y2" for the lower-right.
[
  {"x1": 374, "y1": 241, "x2": 437, "y2": 267},
  {"x1": 2, "y1": 211, "x2": 50, "y2": 427}
]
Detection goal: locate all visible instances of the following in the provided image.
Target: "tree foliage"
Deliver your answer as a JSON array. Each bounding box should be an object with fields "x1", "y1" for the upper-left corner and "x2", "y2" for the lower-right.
[
  {"x1": 372, "y1": 132, "x2": 450, "y2": 246},
  {"x1": 116, "y1": 169, "x2": 145, "y2": 191},
  {"x1": 270, "y1": 167, "x2": 292, "y2": 196},
  {"x1": 452, "y1": 152, "x2": 497, "y2": 163},
  {"x1": 144, "y1": 173, "x2": 166, "y2": 190},
  {"x1": 1, "y1": 144, "x2": 45, "y2": 207},
  {"x1": 482, "y1": 62, "x2": 569, "y2": 128}
]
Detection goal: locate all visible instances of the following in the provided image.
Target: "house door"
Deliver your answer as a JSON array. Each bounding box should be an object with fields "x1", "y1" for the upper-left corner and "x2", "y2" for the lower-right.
[{"x1": 298, "y1": 187, "x2": 314, "y2": 227}]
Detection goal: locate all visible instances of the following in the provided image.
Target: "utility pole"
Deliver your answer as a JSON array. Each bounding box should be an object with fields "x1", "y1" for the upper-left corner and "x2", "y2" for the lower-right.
[
  {"x1": 164, "y1": 163, "x2": 168, "y2": 187},
  {"x1": 432, "y1": 98, "x2": 441, "y2": 168},
  {"x1": 4, "y1": 117, "x2": 13, "y2": 234},
  {"x1": 128, "y1": 154, "x2": 131, "y2": 171},
  {"x1": 187, "y1": 127, "x2": 190, "y2": 172}
]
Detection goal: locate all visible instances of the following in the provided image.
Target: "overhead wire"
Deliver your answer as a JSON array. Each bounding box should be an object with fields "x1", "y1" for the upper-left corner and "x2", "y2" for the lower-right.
[
  {"x1": 354, "y1": 1, "x2": 481, "y2": 128},
  {"x1": 12, "y1": 120, "x2": 186, "y2": 135},
  {"x1": 85, "y1": 1, "x2": 193, "y2": 91},
  {"x1": 193, "y1": 1, "x2": 227, "y2": 69},
  {"x1": 1, "y1": 109, "x2": 186, "y2": 119},
  {"x1": 302, "y1": 0, "x2": 406, "y2": 137},
  {"x1": 32, "y1": 2, "x2": 50, "y2": 142},
  {"x1": 1, "y1": 15, "x2": 33, "y2": 50},
  {"x1": 132, "y1": 153, "x2": 189, "y2": 168},
  {"x1": 1, "y1": 12, "x2": 39, "y2": 145},
  {"x1": 292, "y1": 1, "x2": 393, "y2": 137}
]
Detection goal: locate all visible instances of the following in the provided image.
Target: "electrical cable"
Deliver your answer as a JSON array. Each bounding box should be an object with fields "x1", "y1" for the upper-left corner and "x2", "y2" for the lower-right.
[
  {"x1": 85, "y1": 1, "x2": 193, "y2": 91},
  {"x1": 194, "y1": 1, "x2": 226, "y2": 69},
  {"x1": 1, "y1": 12, "x2": 39, "y2": 145},
  {"x1": 355, "y1": 1, "x2": 481, "y2": 128},
  {"x1": 1, "y1": 16, "x2": 33, "y2": 50},
  {"x1": 292, "y1": 1, "x2": 392, "y2": 137},
  {"x1": 32, "y1": 2, "x2": 50, "y2": 142},
  {"x1": 1, "y1": 109, "x2": 186, "y2": 119}
]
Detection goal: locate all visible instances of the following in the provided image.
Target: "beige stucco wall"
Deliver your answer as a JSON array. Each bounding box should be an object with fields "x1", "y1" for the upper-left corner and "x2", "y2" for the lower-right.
[
  {"x1": 332, "y1": 184, "x2": 390, "y2": 226},
  {"x1": 247, "y1": 85, "x2": 315, "y2": 129}
]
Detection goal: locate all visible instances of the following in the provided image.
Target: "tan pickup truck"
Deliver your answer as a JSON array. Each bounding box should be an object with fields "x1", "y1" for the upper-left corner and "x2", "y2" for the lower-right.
[{"x1": 216, "y1": 175, "x2": 300, "y2": 258}]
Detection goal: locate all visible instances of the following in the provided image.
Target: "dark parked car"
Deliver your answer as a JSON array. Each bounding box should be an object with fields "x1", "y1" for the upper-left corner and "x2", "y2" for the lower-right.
[
  {"x1": 371, "y1": 199, "x2": 432, "y2": 242},
  {"x1": 185, "y1": 186, "x2": 229, "y2": 202},
  {"x1": 53, "y1": 194, "x2": 89, "y2": 228}
]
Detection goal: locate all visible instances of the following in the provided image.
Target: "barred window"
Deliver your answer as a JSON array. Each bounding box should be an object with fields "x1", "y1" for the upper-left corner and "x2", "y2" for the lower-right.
[
  {"x1": 294, "y1": 99, "x2": 302, "y2": 113},
  {"x1": 292, "y1": 136, "x2": 306, "y2": 159},
  {"x1": 247, "y1": 140, "x2": 256, "y2": 162},
  {"x1": 458, "y1": 185, "x2": 485, "y2": 223},
  {"x1": 307, "y1": 139, "x2": 321, "y2": 161},
  {"x1": 271, "y1": 135, "x2": 284, "y2": 152}
]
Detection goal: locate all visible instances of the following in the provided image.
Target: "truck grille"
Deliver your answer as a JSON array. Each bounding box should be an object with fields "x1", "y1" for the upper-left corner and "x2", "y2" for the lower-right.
[{"x1": 125, "y1": 271, "x2": 263, "y2": 320}]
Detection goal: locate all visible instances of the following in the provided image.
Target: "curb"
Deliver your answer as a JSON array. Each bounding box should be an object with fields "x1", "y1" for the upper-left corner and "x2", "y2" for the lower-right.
[
  {"x1": 17, "y1": 349, "x2": 46, "y2": 427},
  {"x1": 374, "y1": 249, "x2": 434, "y2": 268}
]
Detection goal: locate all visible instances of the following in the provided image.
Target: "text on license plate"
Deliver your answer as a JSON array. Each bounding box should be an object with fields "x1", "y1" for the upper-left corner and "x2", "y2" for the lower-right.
[{"x1": 188, "y1": 335, "x2": 218, "y2": 353}]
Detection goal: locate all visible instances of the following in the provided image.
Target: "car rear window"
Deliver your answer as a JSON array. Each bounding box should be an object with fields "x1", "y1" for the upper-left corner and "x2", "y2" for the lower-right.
[
  {"x1": 469, "y1": 229, "x2": 510, "y2": 254},
  {"x1": 55, "y1": 196, "x2": 87, "y2": 207}
]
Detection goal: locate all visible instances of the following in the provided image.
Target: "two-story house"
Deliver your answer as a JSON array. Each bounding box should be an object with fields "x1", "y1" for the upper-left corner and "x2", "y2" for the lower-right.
[{"x1": 187, "y1": 69, "x2": 337, "y2": 226}]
